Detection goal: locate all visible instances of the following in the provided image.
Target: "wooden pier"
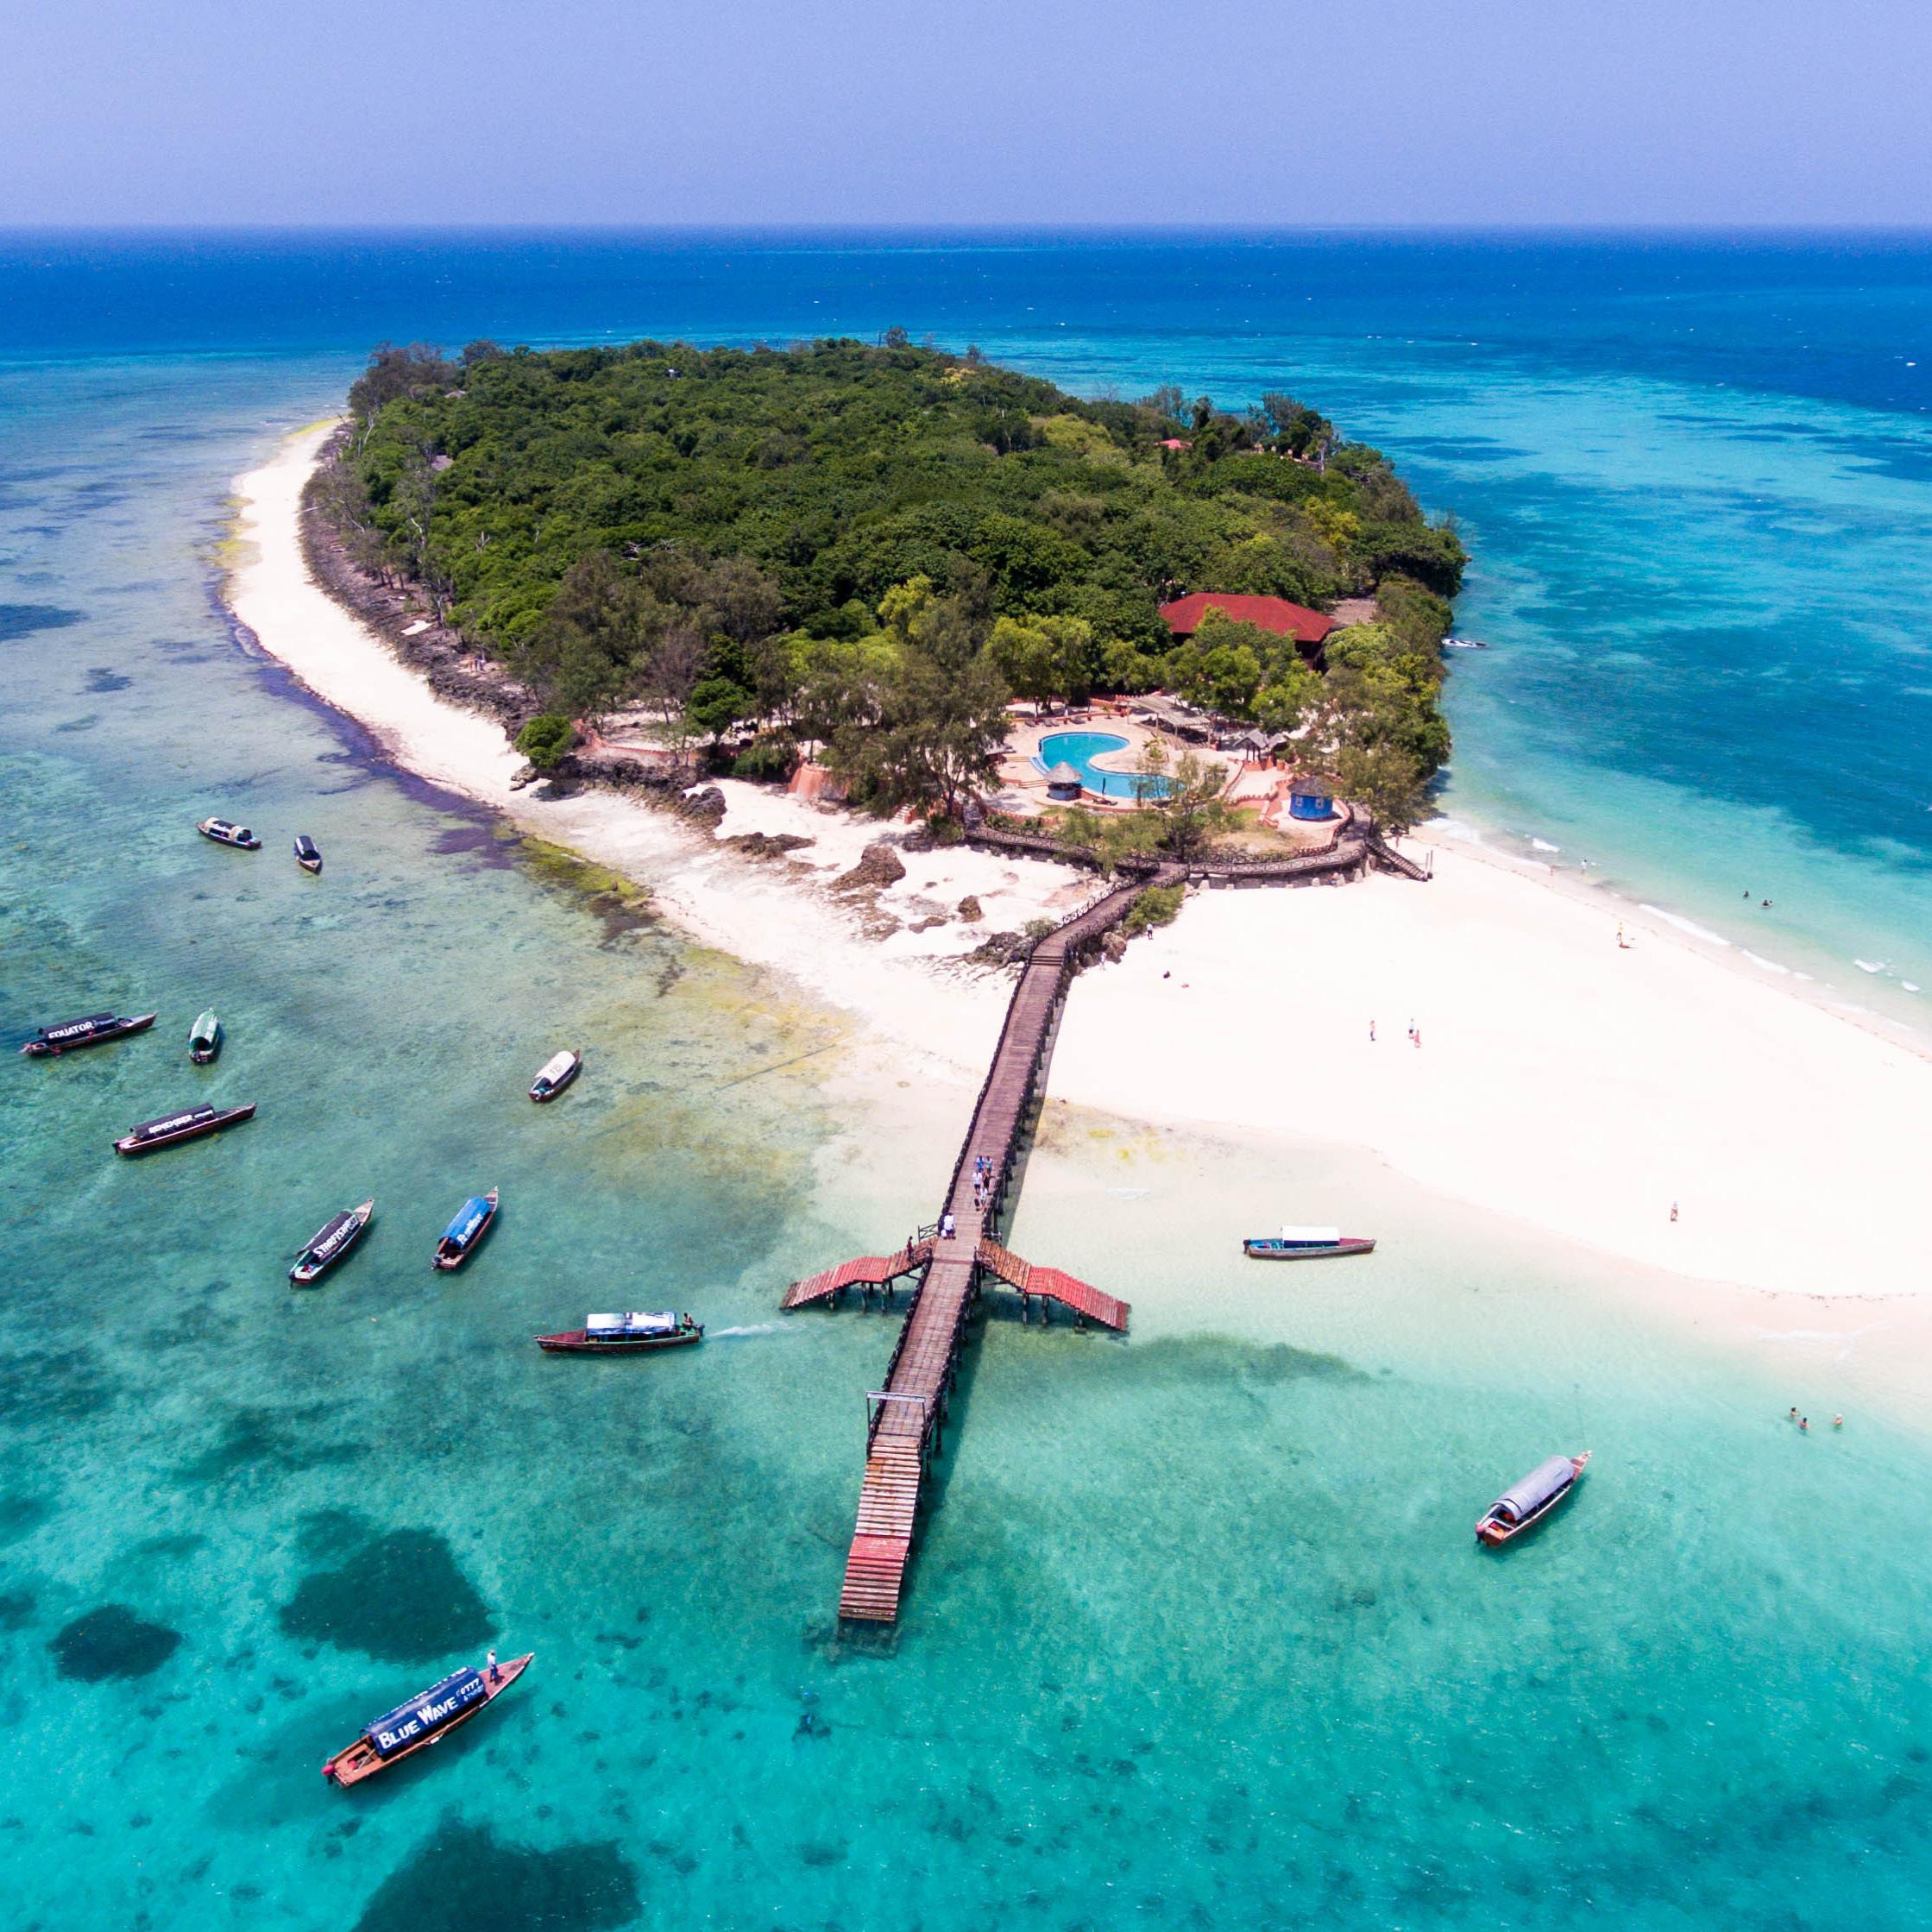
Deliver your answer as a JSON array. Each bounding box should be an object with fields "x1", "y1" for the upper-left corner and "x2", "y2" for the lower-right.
[{"x1": 786, "y1": 869, "x2": 1174, "y2": 1624}]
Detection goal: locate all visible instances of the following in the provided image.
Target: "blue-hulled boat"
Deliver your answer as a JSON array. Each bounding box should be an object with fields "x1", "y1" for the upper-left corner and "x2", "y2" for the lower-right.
[
  {"x1": 1243, "y1": 1224, "x2": 1376, "y2": 1260},
  {"x1": 432, "y1": 1188, "x2": 498, "y2": 1271}
]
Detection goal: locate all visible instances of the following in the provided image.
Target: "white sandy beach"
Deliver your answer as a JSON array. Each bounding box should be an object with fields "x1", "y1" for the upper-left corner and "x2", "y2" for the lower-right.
[{"x1": 230, "y1": 422, "x2": 1932, "y2": 1312}]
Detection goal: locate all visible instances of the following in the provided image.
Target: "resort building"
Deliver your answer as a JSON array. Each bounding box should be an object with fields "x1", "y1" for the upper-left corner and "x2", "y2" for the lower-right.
[{"x1": 1158, "y1": 592, "x2": 1337, "y2": 665}]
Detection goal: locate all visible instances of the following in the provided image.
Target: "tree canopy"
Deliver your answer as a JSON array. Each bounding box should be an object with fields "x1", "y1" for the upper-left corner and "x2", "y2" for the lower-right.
[{"x1": 325, "y1": 336, "x2": 1464, "y2": 826}]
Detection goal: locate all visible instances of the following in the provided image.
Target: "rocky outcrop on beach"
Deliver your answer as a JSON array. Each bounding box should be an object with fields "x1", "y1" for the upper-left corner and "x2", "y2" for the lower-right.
[{"x1": 833, "y1": 840, "x2": 908, "y2": 894}]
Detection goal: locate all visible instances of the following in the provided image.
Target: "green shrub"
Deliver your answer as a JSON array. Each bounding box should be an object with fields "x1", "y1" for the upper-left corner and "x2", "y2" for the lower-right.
[
  {"x1": 1122, "y1": 884, "x2": 1185, "y2": 937},
  {"x1": 514, "y1": 713, "x2": 576, "y2": 771},
  {"x1": 732, "y1": 735, "x2": 799, "y2": 783}
]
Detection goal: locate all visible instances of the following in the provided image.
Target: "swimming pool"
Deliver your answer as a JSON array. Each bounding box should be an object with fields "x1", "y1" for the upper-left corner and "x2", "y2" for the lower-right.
[{"x1": 1034, "y1": 729, "x2": 1171, "y2": 800}]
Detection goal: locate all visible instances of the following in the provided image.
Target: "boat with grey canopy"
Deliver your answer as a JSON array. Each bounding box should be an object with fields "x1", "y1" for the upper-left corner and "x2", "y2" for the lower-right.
[{"x1": 1476, "y1": 1451, "x2": 1590, "y2": 1546}]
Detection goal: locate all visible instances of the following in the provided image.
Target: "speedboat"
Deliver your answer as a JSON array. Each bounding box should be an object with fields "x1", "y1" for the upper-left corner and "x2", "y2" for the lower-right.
[
  {"x1": 197, "y1": 817, "x2": 261, "y2": 850},
  {"x1": 294, "y1": 834, "x2": 323, "y2": 874},
  {"x1": 290, "y1": 1199, "x2": 374, "y2": 1286},
  {"x1": 528, "y1": 1049, "x2": 582, "y2": 1103},
  {"x1": 115, "y1": 1102, "x2": 255, "y2": 1156},
  {"x1": 1476, "y1": 1452, "x2": 1590, "y2": 1547},
  {"x1": 1242, "y1": 1224, "x2": 1376, "y2": 1260},
  {"x1": 432, "y1": 1188, "x2": 498, "y2": 1270},
  {"x1": 19, "y1": 1010, "x2": 156, "y2": 1057},
  {"x1": 537, "y1": 1311, "x2": 703, "y2": 1354},
  {"x1": 322, "y1": 1652, "x2": 532, "y2": 1787},
  {"x1": 188, "y1": 1010, "x2": 223, "y2": 1064}
]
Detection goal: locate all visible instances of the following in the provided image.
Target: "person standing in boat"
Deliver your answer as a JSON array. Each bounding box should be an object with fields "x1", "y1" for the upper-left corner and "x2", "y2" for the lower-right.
[{"x1": 487, "y1": 1649, "x2": 500, "y2": 1685}]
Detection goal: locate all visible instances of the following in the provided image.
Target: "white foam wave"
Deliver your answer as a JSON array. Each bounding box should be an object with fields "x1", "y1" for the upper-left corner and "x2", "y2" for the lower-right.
[
  {"x1": 1638, "y1": 904, "x2": 1733, "y2": 947},
  {"x1": 1854, "y1": 959, "x2": 1887, "y2": 974},
  {"x1": 1741, "y1": 951, "x2": 1790, "y2": 975},
  {"x1": 1904, "y1": 982, "x2": 1922, "y2": 993},
  {"x1": 712, "y1": 1323, "x2": 783, "y2": 1338},
  {"x1": 1530, "y1": 838, "x2": 1561, "y2": 853}
]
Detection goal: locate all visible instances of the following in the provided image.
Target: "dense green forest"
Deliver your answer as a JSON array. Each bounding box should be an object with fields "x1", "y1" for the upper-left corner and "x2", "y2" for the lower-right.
[{"x1": 317, "y1": 336, "x2": 1464, "y2": 828}]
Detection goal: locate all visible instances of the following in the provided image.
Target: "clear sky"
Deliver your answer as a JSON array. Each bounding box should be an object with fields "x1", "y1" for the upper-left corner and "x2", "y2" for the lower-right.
[{"x1": 8, "y1": 0, "x2": 1932, "y2": 228}]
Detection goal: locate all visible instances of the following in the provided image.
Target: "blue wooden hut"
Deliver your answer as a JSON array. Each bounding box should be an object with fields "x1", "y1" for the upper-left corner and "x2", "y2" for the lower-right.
[{"x1": 1287, "y1": 776, "x2": 1336, "y2": 821}]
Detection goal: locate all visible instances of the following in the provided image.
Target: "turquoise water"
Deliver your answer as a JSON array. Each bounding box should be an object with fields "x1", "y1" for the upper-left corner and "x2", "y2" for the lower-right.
[
  {"x1": 6, "y1": 241, "x2": 1932, "y2": 1927},
  {"x1": 1034, "y1": 730, "x2": 1167, "y2": 801}
]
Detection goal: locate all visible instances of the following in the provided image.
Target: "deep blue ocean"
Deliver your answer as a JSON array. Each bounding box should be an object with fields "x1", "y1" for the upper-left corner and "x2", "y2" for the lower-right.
[{"x1": 5, "y1": 231, "x2": 1932, "y2": 1930}]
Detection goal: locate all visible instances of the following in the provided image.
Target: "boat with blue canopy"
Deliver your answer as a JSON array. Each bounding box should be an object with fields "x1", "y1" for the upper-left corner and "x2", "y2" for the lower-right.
[
  {"x1": 432, "y1": 1188, "x2": 498, "y2": 1270},
  {"x1": 20, "y1": 1010, "x2": 156, "y2": 1057},
  {"x1": 537, "y1": 1310, "x2": 703, "y2": 1354},
  {"x1": 321, "y1": 1650, "x2": 532, "y2": 1786},
  {"x1": 1242, "y1": 1224, "x2": 1376, "y2": 1260}
]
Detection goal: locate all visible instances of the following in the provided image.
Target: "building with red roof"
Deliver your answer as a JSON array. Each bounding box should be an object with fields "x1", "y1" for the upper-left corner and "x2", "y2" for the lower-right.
[{"x1": 1158, "y1": 593, "x2": 1337, "y2": 662}]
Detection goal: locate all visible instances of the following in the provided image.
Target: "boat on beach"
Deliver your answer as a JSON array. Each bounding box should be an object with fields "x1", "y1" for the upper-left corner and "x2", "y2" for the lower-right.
[
  {"x1": 1476, "y1": 1451, "x2": 1590, "y2": 1546},
  {"x1": 114, "y1": 1102, "x2": 255, "y2": 1156},
  {"x1": 197, "y1": 817, "x2": 261, "y2": 850},
  {"x1": 188, "y1": 1010, "x2": 222, "y2": 1064},
  {"x1": 432, "y1": 1188, "x2": 498, "y2": 1270},
  {"x1": 321, "y1": 1652, "x2": 532, "y2": 1787},
  {"x1": 19, "y1": 1010, "x2": 157, "y2": 1057},
  {"x1": 537, "y1": 1310, "x2": 703, "y2": 1353},
  {"x1": 528, "y1": 1049, "x2": 582, "y2": 1102},
  {"x1": 293, "y1": 834, "x2": 323, "y2": 874},
  {"x1": 1242, "y1": 1224, "x2": 1376, "y2": 1260},
  {"x1": 290, "y1": 1199, "x2": 374, "y2": 1285}
]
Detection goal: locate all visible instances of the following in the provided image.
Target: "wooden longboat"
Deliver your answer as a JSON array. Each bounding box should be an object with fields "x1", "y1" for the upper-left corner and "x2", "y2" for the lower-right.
[
  {"x1": 322, "y1": 1652, "x2": 532, "y2": 1787},
  {"x1": 1476, "y1": 1452, "x2": 1590, "y2": 1547},
  {"x1": 432, "y1": 1188, "x2": 498, "y2": 1270},
  {"x1": 114, "y1": 1102, "x2": 255, "y2": 1156},
  {"x1": 188, "y1": 1010, "x2": 223, "y2": 1064},
  {"x1": 197, "y1": 817, "x2": 261, "y2": 850},
  {"x1": 293, "y1": 834, "x2": 323, "y2": 874},
  {"x1": 19, "y1": 1010, "x2": 157, "y2": 1057},
  {"x1": 290, "y1": 1199, "x2": 374, "y2": 1286},
  {"x1": 528, "y1": 1049, "x2": 582, "y2": 1103},
  {"x1": 1243, "y1": 1224, "x2": 1376, "y2": 1260},
  {"x1": 537, "y1": 1311, "x2": 702, "y2": 1354}
]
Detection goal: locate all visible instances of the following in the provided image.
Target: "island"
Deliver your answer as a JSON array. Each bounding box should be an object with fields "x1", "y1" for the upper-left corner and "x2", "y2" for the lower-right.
[{"x1": 305, "y1": 335, "x2": 1464, "y2": 847}]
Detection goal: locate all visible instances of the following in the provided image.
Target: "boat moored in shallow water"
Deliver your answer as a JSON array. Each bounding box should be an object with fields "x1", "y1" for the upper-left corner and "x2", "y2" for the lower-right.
[
  {"x1": 1476, "y1": 1451, "x2": 1590, "y2": 1546},
  {"x1": 538, "y1": 1310, "x2": 703, "y2": 1353},
  {"x1": 197, "y1": 817, "x2": 261, "y2": 850},
  {"x1": 20, "y1": 1010, "x2": 157, "y2": 1057},
  {"x1": 293, "y1": 834, "x2": 322, "y2": 873},
  {"x1": 188, "y1": 1010, "x2": 222, "y2": 1064},
  {"x1": 290, "y1": 1199, "x2": 374, "y2": 1286},
  {"x1": 322, "y1": 1652, "x2": 532, "y2": 1786},
  {"x1": 432, "y1": 1188, "x2": 498, "y2": 1270},
  {"x1": 528, "y1": 1049, "x2": 582, "y2": 1102},
  {"x1": 114, "y1": 1102, "x2": 255, "y2": 1156},
  {"x1": 1242, "y1": 1224, "x2": 1376, "y2": 1260}
]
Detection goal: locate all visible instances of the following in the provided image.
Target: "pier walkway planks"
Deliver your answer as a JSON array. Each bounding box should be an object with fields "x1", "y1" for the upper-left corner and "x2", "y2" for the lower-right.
[{"x1": 791, "y1": 869, "x2": 1174, "y2": 1625}]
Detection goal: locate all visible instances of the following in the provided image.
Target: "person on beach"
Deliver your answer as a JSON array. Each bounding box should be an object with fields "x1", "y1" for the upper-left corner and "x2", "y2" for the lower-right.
[
  {"x1": 1671, "y1": 1200, "x2": 1679, "y2": 1223},
  {"x1": 1834, "y1": 1415, "x2": 1844, "y2": 1429},
  {"x1": 1369, "y1": 1020, "x2": 1376, "y2": 1042},
  {"x1": 1788, "y1": 1407, "x2": 1799, "y2": 1422},
  {"x1": 1799, "y1": 1416, "x2": 1809, "y2": 1432}
]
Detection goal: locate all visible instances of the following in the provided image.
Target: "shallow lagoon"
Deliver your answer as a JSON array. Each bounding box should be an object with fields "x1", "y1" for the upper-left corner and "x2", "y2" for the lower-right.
[{"x1": 5, "y1": 258, "x2": 1932, "y2": 1928}]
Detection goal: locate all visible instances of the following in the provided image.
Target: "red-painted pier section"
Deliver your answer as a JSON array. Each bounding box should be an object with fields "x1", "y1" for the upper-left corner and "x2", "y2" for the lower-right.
[{"x1": 784, "y1": 870, "x2": 1174, "y2": 1624}]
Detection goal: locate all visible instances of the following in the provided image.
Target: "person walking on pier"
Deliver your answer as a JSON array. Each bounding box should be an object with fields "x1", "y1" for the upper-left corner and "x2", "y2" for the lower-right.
[{"x1": 940, "y1": 1212, "x2": 956, "y2": 1242}]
